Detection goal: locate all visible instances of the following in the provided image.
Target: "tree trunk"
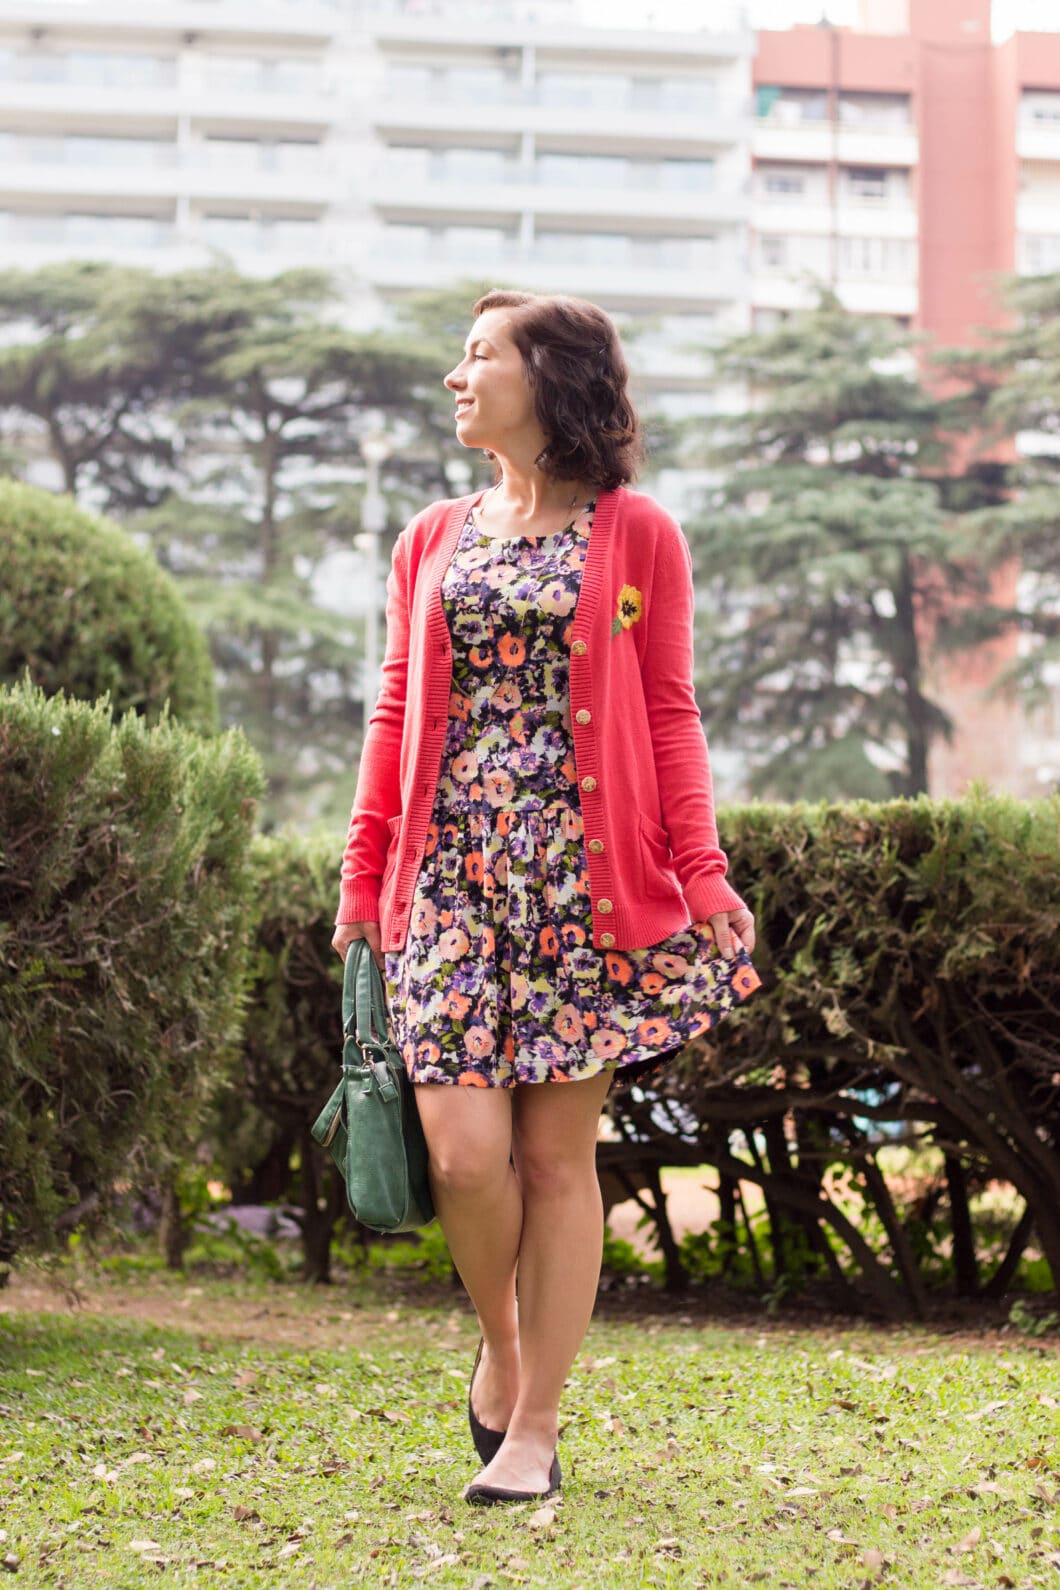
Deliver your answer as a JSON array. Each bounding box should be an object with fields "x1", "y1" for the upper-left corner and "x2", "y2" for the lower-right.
[
  {"x1": 982, "y1": 1205, "x2": 1035, "y2": 1301},
  {"x1": 945, "y1": 1153, "x2": 979, "y2": 1297},
  {"x1": 299, "y1": 1130, "x2": 333, "y2": 1284},
  {"x1": 640, "y1": 1161, "x2": 688, "y2": 1294},
  {"x1": 158, "y1": 1176, "x2": 188, "y2": 1271},
  {"x1": 892, "y1": 547, "x2": 931, "y2": 796}
]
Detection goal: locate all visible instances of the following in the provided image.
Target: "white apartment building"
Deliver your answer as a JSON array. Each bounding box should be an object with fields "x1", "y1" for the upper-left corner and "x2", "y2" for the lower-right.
[{"x1": 0, "y1": 0, "x2": 755, "y2": 444}]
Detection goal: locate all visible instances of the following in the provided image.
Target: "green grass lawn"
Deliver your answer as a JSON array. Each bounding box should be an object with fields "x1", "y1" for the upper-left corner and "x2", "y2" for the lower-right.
[{"x1": 1, "y1": 1272, "x2": 1058, "y2": 1588}]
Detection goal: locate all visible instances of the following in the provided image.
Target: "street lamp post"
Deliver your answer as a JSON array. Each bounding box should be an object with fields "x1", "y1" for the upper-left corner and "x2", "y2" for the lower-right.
[{"x1": 360, "y1": 429, "x2": 390, "y2": 727}]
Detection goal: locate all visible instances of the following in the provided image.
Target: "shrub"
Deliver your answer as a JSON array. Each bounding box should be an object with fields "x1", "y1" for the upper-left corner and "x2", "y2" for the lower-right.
[
  {"x1": 608, "y1": 789, "x2": 1060, "y2": 1313},
  {"x1": 0, "y1": 679, "x2": 262, "y2": 1266},
  {"x1": 205, "y1": 828, "x2": 349, "y2": 1282},
  {"x1": 0, "y1": 477, "x2": 217, "y2": 733}
]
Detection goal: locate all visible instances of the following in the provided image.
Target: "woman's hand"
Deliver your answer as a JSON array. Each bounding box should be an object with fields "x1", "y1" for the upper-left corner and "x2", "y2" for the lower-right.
[
  {"x1": 707, "y1": 907, "x2": 756, "y2": 958},
  {"x1": 331, "y1": 920, "x2": 385, "y2": 974}
]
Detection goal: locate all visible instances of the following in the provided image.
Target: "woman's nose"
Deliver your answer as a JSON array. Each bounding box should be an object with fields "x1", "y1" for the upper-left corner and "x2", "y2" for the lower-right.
[{"x1": 444, "y1": 366, "x2": 464, "y2": 391}]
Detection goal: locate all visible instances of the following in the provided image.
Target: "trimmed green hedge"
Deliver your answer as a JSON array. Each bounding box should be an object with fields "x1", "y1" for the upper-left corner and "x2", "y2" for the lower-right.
[
  {"x1": 225, "y1": 792, "x2": 1059, "y2": 1310},
  {"x1": 608, "y1": 789, "x2": 1060, "y2": 1311},
  {"x1": 0, "y1": 679, "x2": 262, "y2": 1263},
  {"x1": 0, "y1": 477, "x2": 217, "y2": 734},
  {"x1": 207, "y1": 829, "x2": 347, "y2": 1281}
]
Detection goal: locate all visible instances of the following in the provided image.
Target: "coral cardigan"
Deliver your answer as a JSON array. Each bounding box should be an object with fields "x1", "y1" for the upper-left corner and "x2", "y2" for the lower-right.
[{"x1": 335, "y1": 485, "x2": 748, "y2": 952}]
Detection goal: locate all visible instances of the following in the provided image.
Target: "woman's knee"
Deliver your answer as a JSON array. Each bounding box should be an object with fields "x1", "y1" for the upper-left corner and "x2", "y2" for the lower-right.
[
  {"x1": 415, "y1": 1085, "x2": 513, "y2": 1199},
  {"x1": 512, "y1": 1144, "x2": 599, "y2": 1201},
  {"x1": 429, "y1": 1146, "x2": 510, "y2": 1199}
]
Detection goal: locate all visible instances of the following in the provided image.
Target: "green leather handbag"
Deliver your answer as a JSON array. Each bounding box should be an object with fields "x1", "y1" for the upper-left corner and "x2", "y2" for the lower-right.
[{"x1": 310, "y1": 938, "x2": 435, "y2": 1234}]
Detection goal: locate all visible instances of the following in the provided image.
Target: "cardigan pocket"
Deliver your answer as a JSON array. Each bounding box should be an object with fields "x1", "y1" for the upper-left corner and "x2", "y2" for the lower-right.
[
  {"x1": 637, "y1": 812, "x2": 681, "y2": 900},
  {"x1": 381, "y1": 813, "x2": 401, "y2": 886}
]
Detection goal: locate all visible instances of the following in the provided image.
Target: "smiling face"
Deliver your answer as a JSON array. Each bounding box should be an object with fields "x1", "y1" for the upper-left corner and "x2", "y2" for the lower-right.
[{"x1": 443, "y1": 308, "x2": 543, "y2": 459}]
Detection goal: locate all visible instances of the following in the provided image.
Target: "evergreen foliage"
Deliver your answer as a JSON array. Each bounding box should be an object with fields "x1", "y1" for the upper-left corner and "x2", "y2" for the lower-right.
[
  {"x1": 0, "y1": 477, "x2": 217, "y2": 734},
  {"x1": 937, "y1": 270, "x2": 1060, "y2": 702},
  {"x1": 686, "y1": 292, "x2": 989, "y2": 799},
  {"x1": 208, "y1": 829, "x2": 349, "y2": 1282},
  {"x1": 0, "y1": 679, "x2": 263, "y2": 1265}
]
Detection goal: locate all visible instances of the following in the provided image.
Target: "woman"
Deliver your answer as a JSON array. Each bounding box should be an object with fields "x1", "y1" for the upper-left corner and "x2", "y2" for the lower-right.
[{"x1": 332, "y1": 289, "x2": 761, "y2": 1506}]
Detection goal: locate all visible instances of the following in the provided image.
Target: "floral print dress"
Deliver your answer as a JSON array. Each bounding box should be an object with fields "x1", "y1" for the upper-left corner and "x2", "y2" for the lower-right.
[{"x1": 382, "y1": 499, "x2": 761, "y2": 1088}]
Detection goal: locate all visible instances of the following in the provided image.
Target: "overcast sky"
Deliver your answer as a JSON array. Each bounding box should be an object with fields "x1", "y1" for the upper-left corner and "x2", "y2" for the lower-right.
[{"x1": 577, "y1": 0, "x2": 1060, "y2": 40}]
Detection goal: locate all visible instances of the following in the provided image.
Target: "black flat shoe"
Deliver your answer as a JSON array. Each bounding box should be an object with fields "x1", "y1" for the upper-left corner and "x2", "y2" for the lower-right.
[
  {"x1": 465, "y1": 1449, "x2": 561, "y2": 1507},
  {"x1": 468, "y1": 1336, "x2": 507, "y2": 1465}
]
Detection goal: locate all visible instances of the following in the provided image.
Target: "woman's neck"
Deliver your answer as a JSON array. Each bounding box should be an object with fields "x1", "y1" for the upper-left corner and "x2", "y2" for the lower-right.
[{"x1": 484, "y1": 458, "x2": 586, "y2": 524}]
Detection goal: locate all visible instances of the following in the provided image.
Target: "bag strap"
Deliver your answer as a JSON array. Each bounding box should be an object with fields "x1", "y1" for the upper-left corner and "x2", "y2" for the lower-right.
[{"x1": 342, "y1": 938, "x2": 391, "y2": 1051}]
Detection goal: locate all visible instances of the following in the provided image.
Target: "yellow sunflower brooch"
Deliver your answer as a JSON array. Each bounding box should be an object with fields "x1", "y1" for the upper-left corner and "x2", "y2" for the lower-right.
[{"x1": 611, "y1": 583, "x2": 643, "y2": 638}]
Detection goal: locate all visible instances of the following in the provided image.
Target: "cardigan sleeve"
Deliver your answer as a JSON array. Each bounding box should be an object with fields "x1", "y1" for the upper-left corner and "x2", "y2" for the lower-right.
[
  {"x1": 334, "y1": 528, "x2": 410, "y2": 925},
  {"x1": 639, "y1": 517, "x2": 748, "y2": 922}
]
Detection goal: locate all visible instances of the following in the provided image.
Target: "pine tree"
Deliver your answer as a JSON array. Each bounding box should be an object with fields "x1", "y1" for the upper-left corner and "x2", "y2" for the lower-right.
[{"x1": 685, "y1": 291, "x2": 987, "y2": 799}]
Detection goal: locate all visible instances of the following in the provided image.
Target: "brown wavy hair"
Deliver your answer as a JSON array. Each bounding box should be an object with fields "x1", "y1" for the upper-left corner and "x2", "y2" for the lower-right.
[{"x1": 472, "y1": 289, "x2": 644, "y2": 491}]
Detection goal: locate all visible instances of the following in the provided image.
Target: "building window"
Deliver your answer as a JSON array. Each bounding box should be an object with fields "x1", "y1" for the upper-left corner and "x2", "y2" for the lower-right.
[
  {"x1": 630, "y1": 76, "x2": 719, "y2": 115},
  {"x1": 838, "y1": 235, "x2": 915, "y2": 276},
  {"x1": 538, "y1": 71, "x2": 628, "y2": 108},
  {"x1": 446, "y1": 67, "x2": 514, "y2": 104},
  {"x1": 438, "y1": 147, "x2": 510, "y2": 184},
  {"x1": 1022, "y1": 91, "x2": 1060, "y2": 124},
  {"x1": 762, "y1": 170, "x2": 805, "y2": 197},
  {"x1": 759, "y1": 234, "x2": 788, "y2": 269},
  {"x1": 444, "y1": 225, "x2": 512, "y2": 262},
  {"x1": 536, "y1": 153, "x2": 627, "y2": 189},
  {"x1": 1022, "y1": 235, "x2": 1060, "y2": 274},
  {"x1": 385, "y1": 63, "x2": 435, "y2": 97},
  {"x1": 537, "y1": 230, "x2": 630, "y2": 266},
  {"x1": 659, "y1": 158, "x2": 715, "y2": 191},
  {"x1": 67, "y1": 51, "x2": 177, "y2": 88},
  {"x1": 756, "y1": 86, "x2": 827, "y2": 124},
  {"x1": 838, "y1": 92, "x2": 911, "y2": 128},
  {"x1": 845, "y1": 166, "x2": 890, "y2": 201}
]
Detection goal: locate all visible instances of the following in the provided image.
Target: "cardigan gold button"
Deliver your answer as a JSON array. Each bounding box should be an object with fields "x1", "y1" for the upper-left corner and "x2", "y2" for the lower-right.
[
  {"x1": 581, "y1": 775, "x2": 597, "y2": 792},
  {"x1": 571, "y1": 640, "x2": 587, "y2": 655},
  {"x1": 575, "y1": 709, "x2": 591, "y2": 724},
  {"x1": 600, "y1": 931, "x2": 615, "y2": 948},
  {"x1": 597, "y1": 898, "x2": 613, "y2": 913},
  {"x1": 588, "y1": 838, "x2": 604, "y2": 853}
]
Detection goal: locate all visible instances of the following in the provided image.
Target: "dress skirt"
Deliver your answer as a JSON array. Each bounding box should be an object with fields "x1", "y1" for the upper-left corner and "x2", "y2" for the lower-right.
[{"x1": 383, "y1": 499, "x2": 761, "y2": 1088}]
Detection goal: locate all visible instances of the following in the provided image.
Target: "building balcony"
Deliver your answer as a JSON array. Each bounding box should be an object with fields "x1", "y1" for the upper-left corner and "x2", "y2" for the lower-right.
[
  {"x1": 0, "y1": 154, "x2": 336, "y2": 207},
  {"x1": 0, "y1": 0, "x2": 338, "y2": 43},
  {"x1": 753, "y1": 117, "x2": 918, "y2": 168},
  {"x1": 373, "y1": 6, "x2": 750, "y2": 58},
  {"x1": 751, "y1": 199, "x2": 918, "y2": 239},
  {"x1": 0, "y1": 78, "x2": 336, "y2": 130},
  {"x1": 0, "y1": 214, "x2": 343, "y2": 273},
  {"x1": 753, "y1": 271, "x2": 918, "y2": 317},
  {"x1": 1017, "y1": 120, "x2": 1060, "y2": 162},
  {"x1": 1016, "y1": 198, "x2": 1060, "y2": 238},
  {"x1": 366, "y1": 235, "x2": 747, "y2": 308},
  {"x1": 373, "y1": 97, "x2": 751, "y2": 153},
  {"x1": 367, "y1": 170, "x2": 750, "y2": 228}
]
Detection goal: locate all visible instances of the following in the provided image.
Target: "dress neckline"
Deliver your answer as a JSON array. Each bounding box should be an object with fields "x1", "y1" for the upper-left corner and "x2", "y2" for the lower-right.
[{"x1": 467, "y1": 495, "x2": 595, "y2": 544}]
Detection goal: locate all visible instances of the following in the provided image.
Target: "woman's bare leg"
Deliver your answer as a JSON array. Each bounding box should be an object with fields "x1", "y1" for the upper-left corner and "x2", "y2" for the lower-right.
[
  {"x1": 413, "y1": 1083, "x2": 522, "y2": 1430},
  {"x1": 467, "y1": 1066, "x2": 613, "y2": 1492}
]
